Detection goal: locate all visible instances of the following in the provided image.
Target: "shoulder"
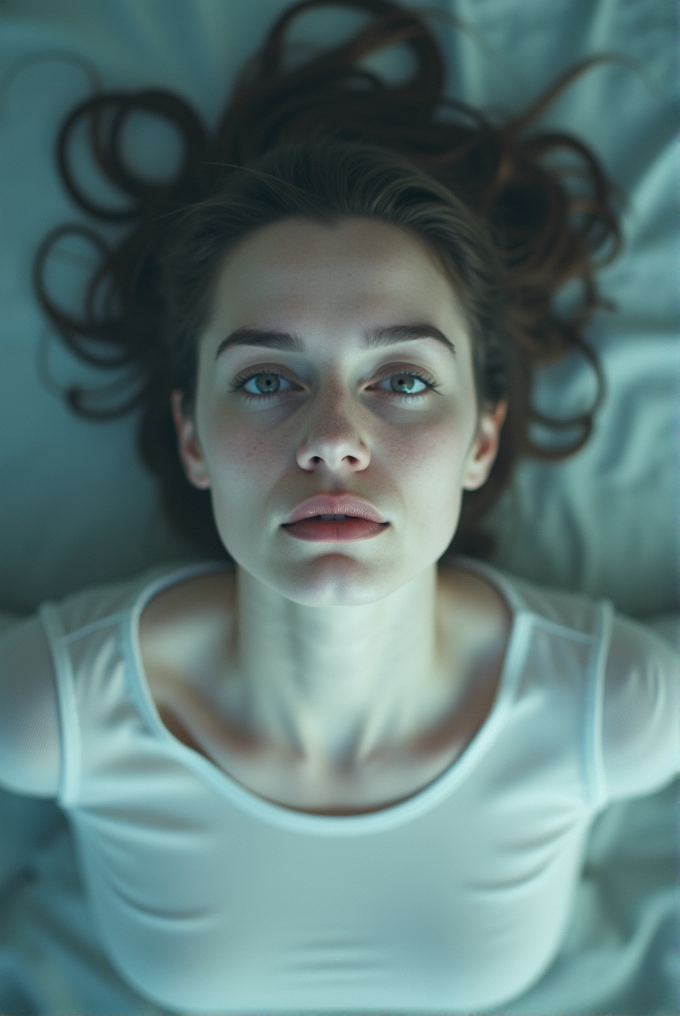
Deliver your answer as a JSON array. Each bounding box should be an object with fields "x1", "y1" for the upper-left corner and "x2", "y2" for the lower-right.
[
  {"x1": 439, "y1": 559, "x2": 512, "y2": 625},
  {"x1": 139, "y1": 566, "x2": 237, "y2": 676},
  {"x1": 0, "y1": 612, "x2": 61, "y2": 797},
  {"x1": 437, "y1": 560, "x2": 513, "y2": 661},
  {"x1": 602, "y1": 611, "x2": 680, "y2": 801}
]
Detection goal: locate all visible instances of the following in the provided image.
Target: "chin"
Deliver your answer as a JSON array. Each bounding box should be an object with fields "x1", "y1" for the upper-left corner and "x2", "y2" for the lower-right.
[{"x1": 270, "y1": 553, "x2": 401, "y2": 607}]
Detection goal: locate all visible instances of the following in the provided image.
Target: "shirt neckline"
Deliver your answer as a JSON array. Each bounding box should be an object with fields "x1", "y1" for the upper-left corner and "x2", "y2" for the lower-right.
[{"x1": 126, "y1": 556, "x2": 529, "y2": 834}]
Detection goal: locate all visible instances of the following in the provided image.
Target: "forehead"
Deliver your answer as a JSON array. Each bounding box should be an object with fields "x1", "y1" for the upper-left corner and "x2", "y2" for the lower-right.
[{"x1": 212, "y1": 216, "x2": 462, "y2": 320}]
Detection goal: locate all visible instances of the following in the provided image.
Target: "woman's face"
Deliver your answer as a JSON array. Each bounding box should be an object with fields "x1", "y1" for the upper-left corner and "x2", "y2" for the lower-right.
[{"x1": 172, "y1": 216, "x2": 506, "y2": 605}]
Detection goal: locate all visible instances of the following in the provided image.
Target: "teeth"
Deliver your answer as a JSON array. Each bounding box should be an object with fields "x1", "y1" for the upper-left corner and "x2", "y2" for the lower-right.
[{"x1": 317, "y1": 514, "x2": 348, "y2": 520}]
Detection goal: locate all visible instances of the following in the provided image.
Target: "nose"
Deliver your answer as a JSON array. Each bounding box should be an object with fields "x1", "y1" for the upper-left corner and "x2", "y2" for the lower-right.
[{"x1": 295, "y1": 382, "x2": 371, "y2": 473}]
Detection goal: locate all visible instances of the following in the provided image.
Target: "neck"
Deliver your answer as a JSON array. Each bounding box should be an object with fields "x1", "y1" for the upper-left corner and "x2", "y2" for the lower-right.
[{"x1": 231, "y1": 564, "x2": 448, "y2": 771}]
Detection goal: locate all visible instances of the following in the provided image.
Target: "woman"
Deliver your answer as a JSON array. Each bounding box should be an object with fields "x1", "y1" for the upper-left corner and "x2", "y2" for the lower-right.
[{"x1": 1, "y1": 1, "x2": 678, "y2": 1012}]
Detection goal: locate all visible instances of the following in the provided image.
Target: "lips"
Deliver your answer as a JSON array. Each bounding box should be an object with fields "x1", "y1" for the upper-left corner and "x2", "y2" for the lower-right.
[{"x1": 282, "y1": 494, "x2": 387, "y2": 525}]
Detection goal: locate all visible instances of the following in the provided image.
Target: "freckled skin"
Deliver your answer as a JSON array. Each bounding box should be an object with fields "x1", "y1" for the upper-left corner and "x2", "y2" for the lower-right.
[{"x1": 170, "y1": 217, "x2": 507, "y2": 769}]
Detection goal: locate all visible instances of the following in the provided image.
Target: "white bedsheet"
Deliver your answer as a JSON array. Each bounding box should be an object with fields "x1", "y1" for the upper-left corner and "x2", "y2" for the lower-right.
[{"x1": 0, "y1": 1, "x2": 677, "y2": 1012}]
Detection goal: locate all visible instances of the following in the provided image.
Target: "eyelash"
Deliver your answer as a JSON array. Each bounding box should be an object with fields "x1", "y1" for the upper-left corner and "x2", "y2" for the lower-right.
[{"x1": 228, "y1": 366, "x2": 442, "y2": 403}]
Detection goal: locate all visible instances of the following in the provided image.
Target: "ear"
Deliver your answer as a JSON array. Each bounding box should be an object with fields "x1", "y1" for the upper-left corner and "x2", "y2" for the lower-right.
[
  {"x1": 171, "y1": 390, "x2": 211, "y2": 490},
  {"x1": 462, "y1": 398, "x2": 508, "y2": 491}
]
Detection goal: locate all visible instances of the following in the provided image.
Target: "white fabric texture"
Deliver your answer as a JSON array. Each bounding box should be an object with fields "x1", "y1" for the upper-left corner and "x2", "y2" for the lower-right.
[
  {"x1": 0, "y1": 0, "x2": 678, "y2": 1012},
  {"x1": 1, "y1": 557, "x2": 678, "y2": 1014}
]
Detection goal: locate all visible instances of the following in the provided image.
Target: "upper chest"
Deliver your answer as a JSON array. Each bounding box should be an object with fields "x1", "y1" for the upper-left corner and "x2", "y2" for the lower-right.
[{"x1": 137, "y1": 564, "x2": 512, "y2": 814}]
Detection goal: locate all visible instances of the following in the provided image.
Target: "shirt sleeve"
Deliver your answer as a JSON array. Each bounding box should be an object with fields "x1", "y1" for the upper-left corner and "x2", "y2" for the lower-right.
[
  {"x1": 0, "y1": 612, "x2": 61, "y2": 798},
  {"x1": 601, "y1": 611, "x2": 680, "y2": 802}
]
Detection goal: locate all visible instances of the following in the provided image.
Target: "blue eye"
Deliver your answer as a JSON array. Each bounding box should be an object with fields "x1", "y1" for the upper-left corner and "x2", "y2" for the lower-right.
[
  {"x1": 379, "y1": 372, "x2": 430, "y2": 396},
  {"x1": 229, "y1": 367, "x2": 441, "y2": 402},
  {"x1": 237, "y1": 372, "x2": 294, "y2": 399}
]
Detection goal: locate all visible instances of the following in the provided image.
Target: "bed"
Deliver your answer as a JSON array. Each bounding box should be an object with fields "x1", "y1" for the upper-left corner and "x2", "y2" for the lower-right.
[{"x1": 0, "y1": 0, "x2": 677, "y2": 1013}]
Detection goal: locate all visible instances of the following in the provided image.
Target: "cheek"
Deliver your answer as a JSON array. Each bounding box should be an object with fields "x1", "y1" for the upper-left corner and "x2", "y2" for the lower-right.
[
  {"x1": 391, "y1": 419, "x2": 471, "y2": 535},
  {"x1": 386, "y1": 417, "x2": 468, "y2": 484},
  {"x1": 204, "y1": 415, "x2": 288, "y2": 486},
  {"x1": 406, "y1": 430, "x2": 470, "y2": 559}
]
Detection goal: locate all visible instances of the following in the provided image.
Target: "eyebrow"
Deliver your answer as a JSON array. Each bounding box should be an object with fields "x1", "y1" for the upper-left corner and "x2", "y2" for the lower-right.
[{"x1": 214, "y1": 323, "x2": 456, "y2": 360}]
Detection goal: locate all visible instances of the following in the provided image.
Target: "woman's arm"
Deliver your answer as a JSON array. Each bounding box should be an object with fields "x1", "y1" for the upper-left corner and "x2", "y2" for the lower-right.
[{"x1": 0, "y1": 613, "x2": 61, "y2": 798}]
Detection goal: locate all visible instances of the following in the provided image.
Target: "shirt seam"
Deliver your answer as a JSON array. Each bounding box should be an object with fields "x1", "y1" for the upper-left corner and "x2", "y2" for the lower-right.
[
  {"x1": 60, "y1": 610, "x2": 130, "y2": 644},
  {"x1": 38, "y1": 602, "x2": 82, "y2": 808},
  {"x1": 527, "y1": 615, "x2": 599, "y2": 644},
  {"x1": 585, "y1": 599, "x2": 615, "y2": 810}
]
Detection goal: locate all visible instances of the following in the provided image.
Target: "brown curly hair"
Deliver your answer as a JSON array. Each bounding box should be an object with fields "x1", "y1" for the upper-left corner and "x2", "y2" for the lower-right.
[{"x1": 33, "y1": 0, "x2": 627, "y2": 563}]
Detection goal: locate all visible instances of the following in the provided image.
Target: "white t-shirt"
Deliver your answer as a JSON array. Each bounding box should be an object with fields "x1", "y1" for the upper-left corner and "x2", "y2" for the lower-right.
[{"x1": 0, "y1": 556, "x2": 678, "y2": 1014}]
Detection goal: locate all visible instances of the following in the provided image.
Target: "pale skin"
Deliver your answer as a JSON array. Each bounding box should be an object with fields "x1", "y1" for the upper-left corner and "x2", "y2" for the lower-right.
[{"x1": 170, "y1": 216, "x2": 507, "y2": 780}]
